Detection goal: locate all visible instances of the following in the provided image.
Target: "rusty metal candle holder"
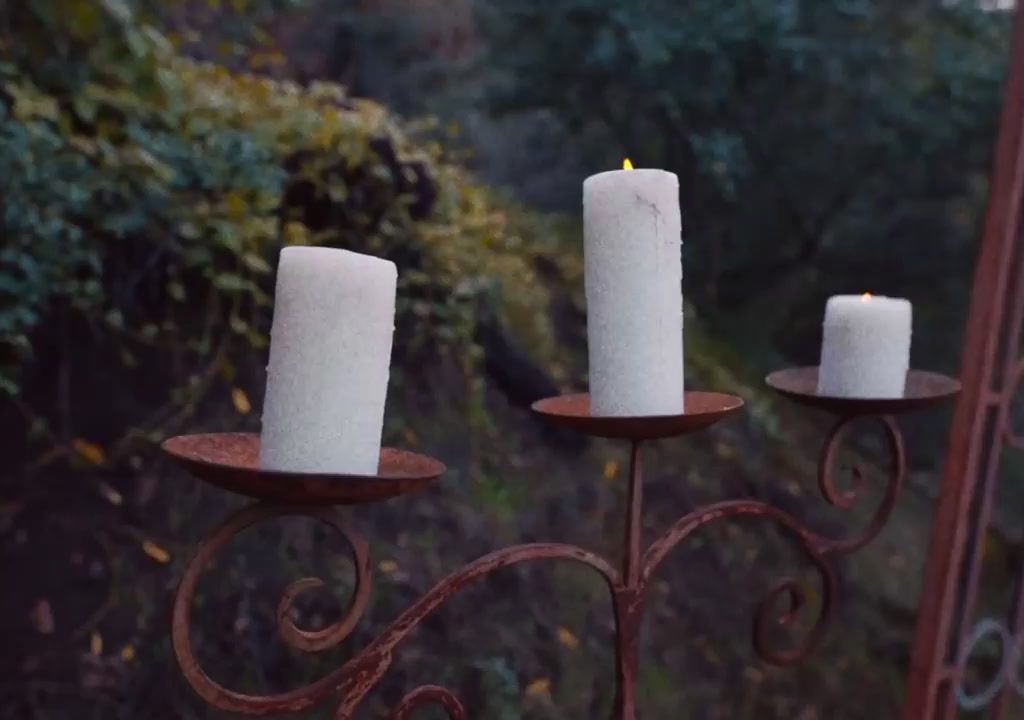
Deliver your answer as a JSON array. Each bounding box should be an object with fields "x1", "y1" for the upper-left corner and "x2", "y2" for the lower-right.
[{"x1": 164, "y1": 368, "x2": 960, "y2": 720}]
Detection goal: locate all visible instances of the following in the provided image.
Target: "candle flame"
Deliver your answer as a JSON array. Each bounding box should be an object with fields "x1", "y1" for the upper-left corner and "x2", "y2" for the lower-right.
[
  {"x1": 861, "y1": 292, "x2": 873, "y2": 302},
  {"x1": 623, "y1": 158, "x2": 634, "y2": 170}
]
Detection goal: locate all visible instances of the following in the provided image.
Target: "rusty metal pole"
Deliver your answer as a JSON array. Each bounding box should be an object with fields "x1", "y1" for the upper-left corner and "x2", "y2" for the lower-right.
[
  {"x1": 612, "y1": 440, "x2": 645, "y2": 720},
  {"x1": 624, "y1": 440, "x2": 644, "y2": 588},
  {"x1": 901, "y1": 6, "x2": 1024, "y2": 719}
]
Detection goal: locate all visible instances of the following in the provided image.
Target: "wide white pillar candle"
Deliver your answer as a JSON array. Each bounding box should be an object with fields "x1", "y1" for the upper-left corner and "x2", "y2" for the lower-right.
[
  {"x1": 818, "y1": 294, "x2": 912, "y2": 398},
  {"x1": 583, "y1": 163, "x2": 684, "y2": 416},
  {"x1": 259, "y1": 247, "x2": 397, "y2": 474}
]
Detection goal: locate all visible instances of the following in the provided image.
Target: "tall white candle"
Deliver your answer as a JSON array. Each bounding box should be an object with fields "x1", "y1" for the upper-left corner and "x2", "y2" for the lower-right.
[
  {"x1": 818, "y1": 294, "x2": 912, "y2": 398},
  {"x1": 259, "y1": 247, "x2": 397, "y2": 474},
  {"x1": 583, "y1": 162, "x2": 684, "y2": 416}
]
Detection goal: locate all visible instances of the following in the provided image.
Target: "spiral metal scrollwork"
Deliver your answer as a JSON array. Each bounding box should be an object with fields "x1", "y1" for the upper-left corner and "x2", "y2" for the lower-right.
[
  {"x1": 752, "y1": 573, "x2": 832, "y2": 667},
  {"x1": 389, "y1": 685, "x2": 467, "y2": 720},
  {"x1": 954, "y1": 617, "x2": 1024, "y2": 711},
  {"x1": 641, "y1": 500, "x2": 837, "y2": 666},
  {"x1": 173, "y1": 506, "x2": 374, "y2": 715},
  {"x1": 172, "y1": 505, "x2": 619, "y2": 718},
  {"x1": 171, "y1": 413, "x2": 906, "y2": 719},
  {"x1": 640, "y1": 414, "x2": 904, "y2": 666},
  {"x1": 817, "y1": 415, "x2": 905, "y2": 554}
]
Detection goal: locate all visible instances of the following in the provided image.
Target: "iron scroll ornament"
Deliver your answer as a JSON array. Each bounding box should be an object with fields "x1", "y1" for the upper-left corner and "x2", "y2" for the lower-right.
[{"x1": 169, "y1": 414, "x2": 905, "y2": 720}]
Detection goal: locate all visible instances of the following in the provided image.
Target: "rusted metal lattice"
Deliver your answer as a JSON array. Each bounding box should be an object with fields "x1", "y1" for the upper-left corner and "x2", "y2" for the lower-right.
[{"x1": 903, "y1": 7, "x2": 1024, "y2": 719}]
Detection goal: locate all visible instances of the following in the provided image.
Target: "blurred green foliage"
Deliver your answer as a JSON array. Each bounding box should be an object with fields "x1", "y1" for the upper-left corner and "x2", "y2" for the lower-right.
[
  {"x1": 482, "y1": 0, "x2": 1009, "y2": 364},
  {"x1": 0, "y1": 5, "x2": 589, "y2": 714},
  {"x1": 0, "y1": 0, "x2": 563, "y2": 453}
]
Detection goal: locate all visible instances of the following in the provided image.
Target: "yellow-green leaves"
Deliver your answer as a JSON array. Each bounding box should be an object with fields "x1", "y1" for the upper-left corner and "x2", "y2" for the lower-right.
[
  {"x1": 231, "y1": 388, "x2": 252, "y2": 415},
  {"x1": 1, "y1": 5, "x2": 563, "y2": 449},
  {"x1": 68, "y1": 0, "x2": 101, "y2": 39},
  {"x1": 7, "y1": 82, "x2": 59, "y2": 122}
]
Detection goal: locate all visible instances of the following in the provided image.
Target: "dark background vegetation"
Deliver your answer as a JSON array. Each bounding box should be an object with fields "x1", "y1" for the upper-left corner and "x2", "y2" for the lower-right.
[{"x1": 0, "y1": 0, "x2": 1017, "y2": 717}]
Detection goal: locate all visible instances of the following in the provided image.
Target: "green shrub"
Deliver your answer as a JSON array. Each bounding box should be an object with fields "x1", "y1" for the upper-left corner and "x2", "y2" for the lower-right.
[{"x1": 0, "y1": 0, "x2": 564, "y2": 460}]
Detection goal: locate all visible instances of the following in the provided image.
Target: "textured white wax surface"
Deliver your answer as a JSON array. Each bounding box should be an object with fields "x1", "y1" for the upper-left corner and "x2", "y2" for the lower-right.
[
  {"x1": 817, "y1": 295, "x2": 912, "y2": 398},
  {"x1": 584, "y1": 169, "x2": 684, "y2": 416},
  {"x1": 259, "y1": 247, "x2": 397, "y2": 474}
]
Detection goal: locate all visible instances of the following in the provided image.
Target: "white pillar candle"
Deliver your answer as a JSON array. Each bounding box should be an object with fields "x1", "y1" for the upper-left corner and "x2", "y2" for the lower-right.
[
  {"x1": 583, "y1": 162, "x2": 684, "y2": 416},
  {"x1": 259, "y1": 247, "x2": 397, "y2": 474},
  {"x1": 818, "y1": 294, "x2": 912, "y2": 398}
]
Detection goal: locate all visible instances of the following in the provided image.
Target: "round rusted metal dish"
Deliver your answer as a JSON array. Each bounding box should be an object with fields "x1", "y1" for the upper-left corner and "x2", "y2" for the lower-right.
[
  {"x1": 530, "y1": 392, "x2": 744, "y2": 440},
  {"x1": 765, "y1": 367, "x2": 961, "y2": 415},
  {"x1": 161, "y1": 433, "x2": 445, "y2": 506}
]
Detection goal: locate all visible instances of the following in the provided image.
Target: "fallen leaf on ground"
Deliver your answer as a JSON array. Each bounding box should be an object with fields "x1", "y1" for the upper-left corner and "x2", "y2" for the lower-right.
[
  {"x1": 231, "y1": 387, "x2": 252, "y2": 414},
  {"x1": 98, "y1": 482, "x2": 123, "y2": 506},
  {"x1": 557, "y1": 627, "x2": 579, "y2": 650},
  {"x1": 142, "y1": 540, "x2": 171, "y2": 564},
  {"x1": 715, "y1": 441, "x2": 736, "y2": 459},
  {"x1": 525, "y1": 678, "x2": 551, "y2": 702},
  {"x1": 73, "y1": 439, "x2": 106, "y2": 465},
  {"x1": 30, "y1": 599, "x2": 55, "y2": 634},
  {"x1": 603, "y1": 460, "x2": 619, "y2": 481}
]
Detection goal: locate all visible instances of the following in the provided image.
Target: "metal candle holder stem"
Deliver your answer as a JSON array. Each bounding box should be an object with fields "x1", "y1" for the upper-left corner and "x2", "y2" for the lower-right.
[{"x1": 163, "y1": 367, "x2": 960, "y2": 720}]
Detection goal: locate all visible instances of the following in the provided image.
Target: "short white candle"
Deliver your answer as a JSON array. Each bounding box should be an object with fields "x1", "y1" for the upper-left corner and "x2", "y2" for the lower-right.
[
  {"x1": 817, "y1": 294, "x2": 912, "y2": 398},
  {"x1": 583, "y1": 161, "x2": 684, "y2": 416},
  {"x1": 259, "y1": 247, "x2": 397, "y2": 474}
]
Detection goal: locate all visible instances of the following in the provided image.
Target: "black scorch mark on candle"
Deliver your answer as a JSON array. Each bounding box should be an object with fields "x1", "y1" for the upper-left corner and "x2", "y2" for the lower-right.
[{"x1": 633, "y1": 191, "x2": 664, "y2": 224}]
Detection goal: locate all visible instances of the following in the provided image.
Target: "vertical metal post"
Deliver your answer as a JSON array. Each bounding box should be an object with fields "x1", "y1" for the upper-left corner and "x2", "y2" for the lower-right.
[
  {"x1": 624, "y1": 440, "x2": 644, "y2": 586},
  {"x1": 613, "y1": 439, "x2": 644, "y2": 720},
  {"x1": 902, "y1": 6, "x2": 1024, "y2": 718}
]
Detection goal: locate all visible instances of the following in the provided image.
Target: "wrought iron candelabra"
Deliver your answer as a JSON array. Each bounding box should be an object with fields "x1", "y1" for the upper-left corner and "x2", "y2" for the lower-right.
[{"x1": 163, "y1": 367, "x2": 960, "y2": 719}]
